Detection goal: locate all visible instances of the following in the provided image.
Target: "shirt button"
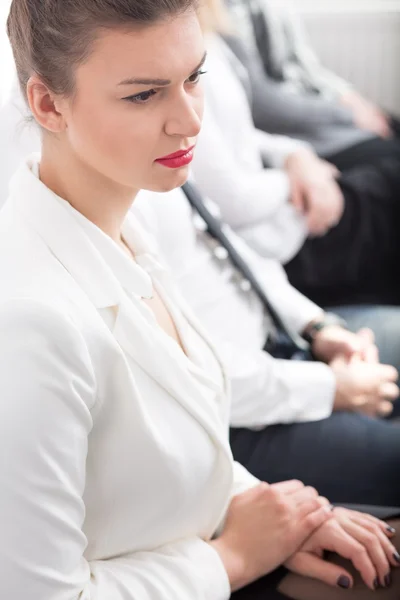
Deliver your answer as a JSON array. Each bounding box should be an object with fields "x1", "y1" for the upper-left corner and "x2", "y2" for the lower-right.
[
  {"x1": 239, "y1": 279, "x2": 252, "y2": 292},
  {"x1": 213, "y1": 246, "x2": 229, "y2": 261}
]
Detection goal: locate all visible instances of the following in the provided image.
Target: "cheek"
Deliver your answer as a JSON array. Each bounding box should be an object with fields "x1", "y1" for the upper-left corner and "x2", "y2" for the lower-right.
[{"x1": 67, "y1": 98, "x2": 159, "y2": 178}]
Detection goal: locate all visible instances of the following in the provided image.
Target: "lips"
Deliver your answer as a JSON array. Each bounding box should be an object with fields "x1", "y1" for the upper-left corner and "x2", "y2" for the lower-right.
[{"x1": 155, "y1": 145, "x2": 195, "y2": 169}]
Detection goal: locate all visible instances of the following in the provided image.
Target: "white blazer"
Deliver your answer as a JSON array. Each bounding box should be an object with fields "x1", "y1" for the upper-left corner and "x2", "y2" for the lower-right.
[{"x1": 0, "y1": 156, "x2": 258, "y2": 600}]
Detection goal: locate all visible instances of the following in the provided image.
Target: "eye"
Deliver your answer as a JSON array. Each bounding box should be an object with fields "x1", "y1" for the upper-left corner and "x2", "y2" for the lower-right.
[
  {"x1": 186, "y1": 70, "x2": 207, "y2": 85},
  {"x1": 123, "y1": 89, "x2": 157, "y2": 104}
]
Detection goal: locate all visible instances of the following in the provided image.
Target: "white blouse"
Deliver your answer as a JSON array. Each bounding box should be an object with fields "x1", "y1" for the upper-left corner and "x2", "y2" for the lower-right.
[{"x1": 0, "y1": 156, "x2": 258, "y2": 600}]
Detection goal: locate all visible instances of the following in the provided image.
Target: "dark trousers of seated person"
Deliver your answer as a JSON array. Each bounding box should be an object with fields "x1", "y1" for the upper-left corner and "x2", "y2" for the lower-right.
[
  {"x1": 324, "y1": 135, "x2": 400, "y2": 172},
  {"x1": 229, "y1": 410, "x2": 400, "y2": 507},
  {"x1": 231, "y1": 512, "x2": 400, "y2": 599},
  {"x1": 323, "y1": 117, "x2": 400, "y2": 172},
  {"x1": 284, "y1": 157, "x2": 400, "y2": 308}
]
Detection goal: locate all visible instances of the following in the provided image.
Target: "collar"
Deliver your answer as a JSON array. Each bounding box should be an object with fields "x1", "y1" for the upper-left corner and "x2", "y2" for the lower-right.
[{"x1": 9, "y1": 155, "x2": 156, "y2": 307}]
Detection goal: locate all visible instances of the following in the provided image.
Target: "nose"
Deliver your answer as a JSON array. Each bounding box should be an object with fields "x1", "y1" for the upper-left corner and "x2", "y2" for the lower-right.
[{"x1": 164, "y1": 89, "x2": 203, "y2": 139}]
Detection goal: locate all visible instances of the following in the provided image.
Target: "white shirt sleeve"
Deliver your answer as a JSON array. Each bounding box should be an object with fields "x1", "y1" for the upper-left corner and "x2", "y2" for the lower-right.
[
  {"x1": 0, "y1": 299, "x2": 230, "y2": 600},
  {"x1": 193, "y1": 104, "x2": 291, "y2": 230},
  {"x1": 219, "y1": 226, "x2": 336, "y2": 427},
  {"x1": 253, "y1": 128, "x2": 311, "y2": 169},
  {"x1": 226, "y1": 341, "x2": 335, "y2": 428}
]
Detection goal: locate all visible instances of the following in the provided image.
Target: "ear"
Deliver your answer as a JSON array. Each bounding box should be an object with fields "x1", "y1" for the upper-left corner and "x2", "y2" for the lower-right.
[{"x1": 26, "y1": 75, "x2": 67, "y2": 134}]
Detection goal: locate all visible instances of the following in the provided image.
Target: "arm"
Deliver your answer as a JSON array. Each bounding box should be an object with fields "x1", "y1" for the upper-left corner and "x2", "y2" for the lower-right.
[
  {"x1": 0, "y1": 299, "x2": 230, "y2": 600},
  {"x1": 253, "y1": 128, "x2": 311, "y2": 169},
  {"x1": 193, "y1": 103, "x2": 291, "y2": 230},
  {"x1": 211, "y1": 226, "x2": 336, "y2": 427},
  {"x1": 222, "y1": 33, "x2": 355, "y2": 136}
]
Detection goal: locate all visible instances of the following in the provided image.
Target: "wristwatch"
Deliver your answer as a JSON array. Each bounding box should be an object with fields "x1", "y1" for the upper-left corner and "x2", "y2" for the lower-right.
[{"x1": 302, "y1": 312, "x2": 348, "y2": 345}]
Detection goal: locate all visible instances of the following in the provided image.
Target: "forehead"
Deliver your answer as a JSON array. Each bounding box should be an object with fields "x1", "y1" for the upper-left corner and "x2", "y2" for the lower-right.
[{"x1": 77, "y1": 11, "x2": 205, "y2": 85}]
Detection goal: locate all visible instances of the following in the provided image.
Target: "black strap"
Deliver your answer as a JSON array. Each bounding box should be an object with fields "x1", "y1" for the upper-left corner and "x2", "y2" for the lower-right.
[{"x1": 181, "y1": 181, "x2": 308, "y2": 353}]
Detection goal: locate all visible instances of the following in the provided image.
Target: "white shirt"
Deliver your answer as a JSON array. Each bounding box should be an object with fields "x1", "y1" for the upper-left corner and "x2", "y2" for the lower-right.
[
  {"x1": 191, "y1": 35, "x2": 309, "y2": 263},
  {"x1": 135, "y1": 186, "x2": 336, "y2": 429},
  {"x1": 0, "y1": 156, "x2": 259, "y2": 600}
]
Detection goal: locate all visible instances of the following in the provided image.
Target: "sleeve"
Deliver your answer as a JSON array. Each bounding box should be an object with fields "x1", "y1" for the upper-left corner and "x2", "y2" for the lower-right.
[
  {"x1": 253, "y1": 128, "x2": 312, "y2": 169},
  {"x1": 0, "y1": 299, "x2": 231, "y2": 600},
  {"x1": 250, "y1": 62, "x2": 354, "y2": 138},
  {"x1": 232, "y1": 462, "x2": 260, "y2": 495},
  {"x1": 220, "y1": 227, "x2": 335, "y2": 427},
  {"x1": 282, "y1": 2, "x2": 353, "y2": 99},
  {"x1": 192, "y1": 103, "x2": 291, "y2": 230},
  {"x1": 226, "y1": 341, "x2": 335, "y2": 428}
]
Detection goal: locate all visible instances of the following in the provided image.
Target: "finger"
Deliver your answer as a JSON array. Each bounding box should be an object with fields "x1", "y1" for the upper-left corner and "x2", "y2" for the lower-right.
[
  {"x1": 324, "y1": 524, "x2": 378, "y2": 590},
  {"x1": 378, "y1": 382, "x2": 400, "y2": 400},
  {"x1": 341, "y1": 519, "x2": 391, "y2": 587},
  {"x1": 286, "y1": 551, "x2": 354, "y2": 590},
  {"x1": 270, "y1": 480, "x2": 304, "y2": 495},
  {"x1": 362, "y1": 344, "x2": 379, "y2": 364},
  {"x1": 347, "y1": 511, "x2": 397, "y2": 538},
  {"x1": 379, "y1": 365, "x2": 399, "y2": 383},
  {"x1": 355, "y1": 329, "x2": 378, "y2": 363},
  {"x1": 357, "y1": 328, "x2": 375, "y2": 345},
  {"x1": 376, "y1": 400, "x2": 394, "y2": 418},
  {"x1": 291, "y1": 184, "x2": 306, "y2": 214},
  {"x1": 297, "y1": 504, "x2": 334, "y2": 539},
  {"x1": 291, "y1": 486, "x2": 319, "y2": 506},
  {"x1": 348, "y1": 516, "x2": 400, "y2": 569}
]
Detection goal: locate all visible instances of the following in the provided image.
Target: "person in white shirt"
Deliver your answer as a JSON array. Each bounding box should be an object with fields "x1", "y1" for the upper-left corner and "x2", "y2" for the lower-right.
[
  {"x1": 5, "y1": 0, "x2": 400, "y2": 599},
  {"x1": 135, "y1": 183, "x2": 400, "y2": 509},
  {"x1": 191, "y1": 23, "x2": 400, "y2": 310}
]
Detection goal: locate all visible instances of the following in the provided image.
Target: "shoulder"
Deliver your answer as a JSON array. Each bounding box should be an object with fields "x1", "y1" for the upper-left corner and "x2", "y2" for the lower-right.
[
  {"x1": 0, "y1": 298, "x2": 97, "y2": 411},
  {"x1": 0, "y1": 297, "x2": 93, "y2": 363}
]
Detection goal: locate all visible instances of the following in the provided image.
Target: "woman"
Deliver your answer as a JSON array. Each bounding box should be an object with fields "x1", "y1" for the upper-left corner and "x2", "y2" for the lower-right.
[{"x1": 1, "y1": 1, "x2": 399, "y2": 599}]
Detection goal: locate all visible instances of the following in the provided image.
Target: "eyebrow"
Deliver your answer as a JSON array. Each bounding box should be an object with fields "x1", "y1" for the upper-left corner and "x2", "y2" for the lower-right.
[{"x1": 117, "y1": 51, "x2": 207, "y2": 87}]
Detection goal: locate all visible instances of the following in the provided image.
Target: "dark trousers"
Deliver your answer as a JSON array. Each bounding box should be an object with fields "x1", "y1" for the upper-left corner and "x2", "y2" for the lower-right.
[
  {"x1": 325, "y1": 136, "x2": 400, "y2": 172},
  {"x1": 230, "y1": 411, "x2": 400, "y2": 507},
  {"x1": 284, "y1": 157, "x2": 400, "y2": 307},
  {"x1": 324, "y1": 116, "x2": 400, "y2": 171}
]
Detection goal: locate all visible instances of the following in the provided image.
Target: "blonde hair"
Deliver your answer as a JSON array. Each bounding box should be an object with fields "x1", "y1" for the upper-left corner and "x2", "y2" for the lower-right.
[{"x1": 197, "y1": 0, "x2": 233, "y2": 34}]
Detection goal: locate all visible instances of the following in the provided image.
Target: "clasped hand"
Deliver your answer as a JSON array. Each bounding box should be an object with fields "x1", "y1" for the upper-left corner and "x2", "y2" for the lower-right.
[
  {"x1": 311, "y1": 325, "x2": 399, "y2": 416},
  {"x1": 210, "y1": 481, "x2": 399, "y2": 592}
]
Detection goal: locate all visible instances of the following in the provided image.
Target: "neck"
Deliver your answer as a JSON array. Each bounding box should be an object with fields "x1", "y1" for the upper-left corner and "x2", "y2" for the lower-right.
[{"x1": 39, "y1": 140, "x2": 138, "y2": 243}]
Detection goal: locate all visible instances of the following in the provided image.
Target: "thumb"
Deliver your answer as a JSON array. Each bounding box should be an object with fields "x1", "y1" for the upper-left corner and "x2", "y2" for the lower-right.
[
  {"x1": 335, "y1": 336, "x2": 362, "y2": 360},
  {"x1": 291, "y1": 182, "x2": 306, "y2": 214},
  {"x1": 287, "y1": 552, "x2": 354, "y2": 590}
]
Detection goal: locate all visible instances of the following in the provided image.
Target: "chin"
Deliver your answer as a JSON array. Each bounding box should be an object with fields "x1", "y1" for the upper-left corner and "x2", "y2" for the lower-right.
[{"x1": 146, "y1": 167, "x2": 190, "y2": 194}]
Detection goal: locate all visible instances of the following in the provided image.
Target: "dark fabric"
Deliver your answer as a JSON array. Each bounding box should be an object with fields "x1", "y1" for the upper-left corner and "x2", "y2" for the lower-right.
[
  {"x1": 231, "y1": 516, "x2": 400, "y2": 599},
  {"x1": 229, "y1": 411, "x2": 400, "y2": 506},
  {"x1": 325, "y1": 136, "x2": 400, "y2": 171},
  {"x1": 391, "y1": 117, "x2": 400, "y2": 138},
  {"x1": 284, "y1": 158, "x2": 400, "y2": 308}
]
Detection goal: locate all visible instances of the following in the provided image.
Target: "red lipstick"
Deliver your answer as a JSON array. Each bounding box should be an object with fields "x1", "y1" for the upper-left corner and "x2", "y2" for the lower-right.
[{"x1": 155, "y1": 145, "x2": 195, "y2": 169}]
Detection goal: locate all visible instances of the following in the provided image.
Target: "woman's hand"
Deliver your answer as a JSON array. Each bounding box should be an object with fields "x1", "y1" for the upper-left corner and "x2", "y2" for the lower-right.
[
  {"x1": 285, "y1": 507, "x2": 400, "y2": 590},
  {"x1": 210, "y1": 481, "x2": 333, "y2": 592}
]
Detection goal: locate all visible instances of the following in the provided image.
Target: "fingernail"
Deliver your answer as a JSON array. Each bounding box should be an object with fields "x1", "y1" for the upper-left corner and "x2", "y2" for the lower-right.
[
  {"x1": 387, "y1": 525, "x2": 396, "y2": 534},
  {"x1": 393, "y1": 551, "x2": 400, "y2": 563},
  {"x1": 337, "y1": 575, "x2": 351, "y2": 589},
  {"x1": 384, "y1": 573, "x2": 392, "y2": 588},
  {"x1": 373, "y1": 577, "x2": 379, "y2": 590}
]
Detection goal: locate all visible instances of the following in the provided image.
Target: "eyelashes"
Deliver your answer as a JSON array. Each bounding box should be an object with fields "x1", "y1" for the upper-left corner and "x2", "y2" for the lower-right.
[{"x1": 122, "y1": 69, "x2": 207, "y2": 105}]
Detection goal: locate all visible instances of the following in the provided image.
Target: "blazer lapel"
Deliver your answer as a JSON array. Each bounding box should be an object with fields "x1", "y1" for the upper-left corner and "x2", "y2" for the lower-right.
[
  {"x1": 113, "y1": 296, "x2": 232, "y2": 455},
  {"x1": 10, "y1": 157, "x2": 231, "y2": 455}
]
